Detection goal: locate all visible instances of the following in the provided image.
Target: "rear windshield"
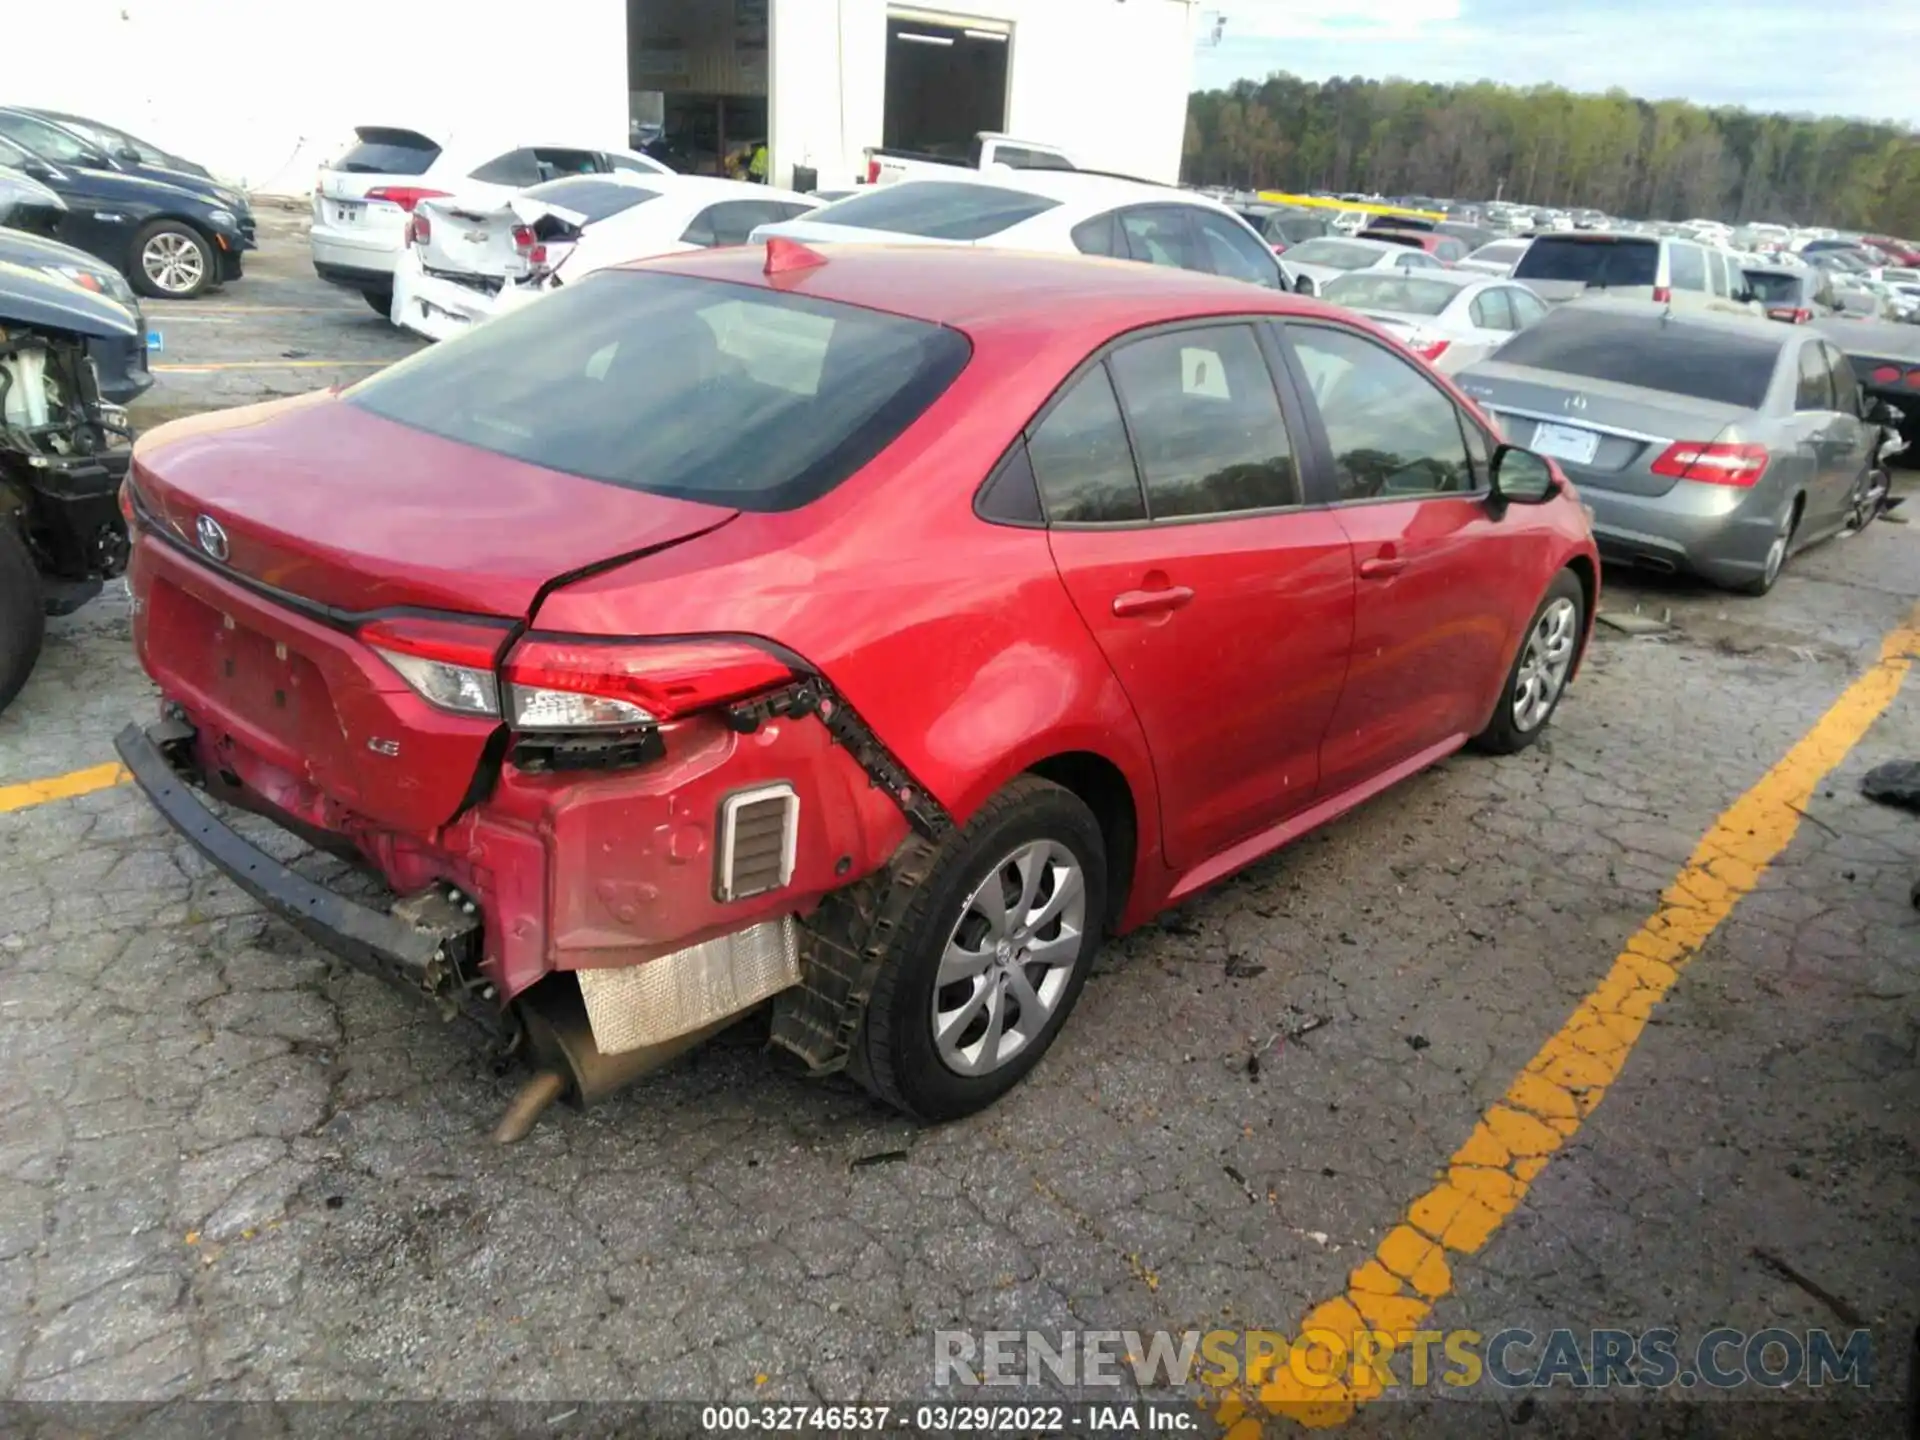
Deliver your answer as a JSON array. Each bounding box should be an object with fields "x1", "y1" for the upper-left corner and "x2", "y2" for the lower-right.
[
  {"x1": 522, "y1": 177, "x2": 657, "y2": 224},
  {"x1": 346, "y1": 271, "x2": 971, "y2": 511},
  {"x1": 1491, "y1": 307, "x2": 1781, "y2": 408},
  {"x1": 809, "y1": 182, "x2": 1059, "y2": 240},
  {"x1": 1514, "y1": 236, "x2": 1659, "y2": 287},
  {"x1": 1287, "y1": 239, "x2": 1389, "y2": 270},
  {"x1": 1743, "y1": 271, "x2": 1804, "y2": 305},
  {"x1": 1321, "y1": 274, "x2": 1458, "y2": 315},
  {"x1": 335, "y1": 127, "x2": 442, "y2": 175}
]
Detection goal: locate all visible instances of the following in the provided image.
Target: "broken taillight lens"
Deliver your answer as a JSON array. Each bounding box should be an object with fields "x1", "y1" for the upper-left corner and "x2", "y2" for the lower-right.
[
  {"x1": 360, "y1": 616, "x2": 512, "y2": 718},
  {"x1": 405, "y1": 210, "x2": 432, "y2": 247},
  {"x1": 501, "y1": 635, "x2": 796, "y2": 730}
]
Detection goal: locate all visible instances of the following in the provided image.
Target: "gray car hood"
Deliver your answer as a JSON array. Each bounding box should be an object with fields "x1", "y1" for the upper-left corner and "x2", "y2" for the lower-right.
[{"x1": 0, "y1": 256, "x2": 139, "y2": 340}]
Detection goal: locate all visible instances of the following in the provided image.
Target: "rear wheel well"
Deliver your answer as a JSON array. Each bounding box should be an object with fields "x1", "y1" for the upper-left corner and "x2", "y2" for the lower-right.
[
  {"x1": 1564, "y1": 554, "x2": 1597, "y2": 662},
  {"x1": 1027, "y1": 752, "x2": 1136, "y2": 930}
]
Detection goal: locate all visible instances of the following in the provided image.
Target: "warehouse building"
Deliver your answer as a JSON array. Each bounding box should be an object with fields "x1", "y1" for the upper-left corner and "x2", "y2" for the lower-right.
[{"x1": 9, "y1": 0, "x2": 1197, "y2": 193}]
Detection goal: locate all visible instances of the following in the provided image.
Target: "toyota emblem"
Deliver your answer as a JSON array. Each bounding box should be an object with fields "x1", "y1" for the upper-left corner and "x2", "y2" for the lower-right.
[{"x1": 196, "y1": 514, "x2": 229, "y2": 562}]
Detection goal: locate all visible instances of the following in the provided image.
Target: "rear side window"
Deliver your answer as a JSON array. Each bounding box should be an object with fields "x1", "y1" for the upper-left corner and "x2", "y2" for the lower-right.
[
  {"x1": 1027, "y1": 367, "x2": 1146, "y2": 524},
  {"x1": 1469, "y1": 289, "x2": 1516, "y2": 331},
  {"x1": 1824, "y1": 344, "x2": 1860, "y2": 414},
  {"x1": 1513, "y1": 237, "x2": 1659, "y2": 288},
  {"x1": 1107, "y1": 325, "x2": 1299, "y2": 517},
  {"x1": 346, "y1": 271, "x2": 971, "y2": 512},
  {"x1": 335, "y1": 127, "x2": 442, "y2": 175},
  {"x1": 1670, "y1": 244, "x2": 1706, "y2": 292},
  {"x1": 1119, "y1": 207, "x2": 1202, "y2": 270},
  {"x1": 523, "y1": 178, "x2": 658, "y2": 224},
  {"x1": 470, "y1": 148, "x2": 542, "y2": 186},
  {"x1": 1490, "y1": 308, "x2": 1781, "y2": 408},
  {"x1": 1071, "y1": 211, "x2": 1122, "y2": 258},
  {"x1": 1794, "y1": 344, "x2": 1832, "y2": 411},
  {"x1": 808, "y1": 182, "x2": 1058, "y2": 240}
]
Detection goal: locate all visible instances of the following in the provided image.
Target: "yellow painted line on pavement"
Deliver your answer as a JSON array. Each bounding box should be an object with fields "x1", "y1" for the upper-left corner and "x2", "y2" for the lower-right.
[
  {"x1": 152, "y1": 359, "x2": 389, "y2": 373},
  {"x1": 0, "y1": 761, "x2": 129, "y2": 815},
  {"x1": 1222, "y1": 603, "x2": 1920, "y2": 1434}
]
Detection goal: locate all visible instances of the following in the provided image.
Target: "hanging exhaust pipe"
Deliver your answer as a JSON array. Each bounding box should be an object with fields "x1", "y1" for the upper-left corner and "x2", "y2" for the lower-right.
[{"x1": 490, "y1": 977, "x2": 730, "y2": 1144}]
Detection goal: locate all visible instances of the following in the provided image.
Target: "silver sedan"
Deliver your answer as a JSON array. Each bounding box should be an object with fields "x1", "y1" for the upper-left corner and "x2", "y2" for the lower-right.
[
  {"x1": 1455, "y1": 298, "x2": 1883, "y2": 595},
  {"x1": 1318, "y1": 270, "x2": 1551, "y2": 373}
]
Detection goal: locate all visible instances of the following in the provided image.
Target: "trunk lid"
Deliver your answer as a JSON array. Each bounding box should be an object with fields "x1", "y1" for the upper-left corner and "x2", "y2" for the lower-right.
[
  {"x1": 1456, "y1": 363, "x2": 1751, "y2": 497},
  {"x1": 131, "y1": 389, "x2": 738, "y2": 616}
]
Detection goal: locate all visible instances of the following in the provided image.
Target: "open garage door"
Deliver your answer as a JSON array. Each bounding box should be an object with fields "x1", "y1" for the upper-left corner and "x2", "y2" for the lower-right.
[
  {"x1": 628, "y1": 0, "x2": 769, "y2": 179},
  {"x1": 883, "y1": 11, "x2": 1010, "y2": 158}
]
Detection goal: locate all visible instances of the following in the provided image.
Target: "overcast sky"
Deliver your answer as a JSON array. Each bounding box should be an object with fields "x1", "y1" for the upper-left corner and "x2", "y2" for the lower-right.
[{"x1": 1191, "y1": 0, "x2": 1920, "y2": 127}]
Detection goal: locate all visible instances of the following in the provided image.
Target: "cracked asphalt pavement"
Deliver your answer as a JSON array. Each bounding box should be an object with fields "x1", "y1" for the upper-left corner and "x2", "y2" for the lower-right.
[{"x1": 0, "y1": 212, "x2": 1915, "y2": 1431}]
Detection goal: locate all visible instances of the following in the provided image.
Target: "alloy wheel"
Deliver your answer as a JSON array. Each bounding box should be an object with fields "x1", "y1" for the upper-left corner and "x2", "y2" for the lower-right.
[
  {"x1": 931, "y1": 839, "x2": 1088, "y2": 1078},
  {"x1": 1512, "y1": 596, "x2": 1579, "y2": 732},
  {"x1": 141, "y1": 232, "x2": 205, "y2": 295}
]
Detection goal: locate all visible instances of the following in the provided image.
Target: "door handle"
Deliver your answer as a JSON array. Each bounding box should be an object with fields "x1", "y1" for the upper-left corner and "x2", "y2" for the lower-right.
[
  {"x1": 1358, "y1": 556, "x2": 1407, "y2": 579},
  {"x1": 1111, "y1": 585, "x2": 1195, "y2": 618}
]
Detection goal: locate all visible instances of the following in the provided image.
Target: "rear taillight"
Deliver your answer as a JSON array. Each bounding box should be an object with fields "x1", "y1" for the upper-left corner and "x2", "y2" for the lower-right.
[
  {"x1": 1411, "y1": 338, "x2": 1451, "y2": 363},
  {"x1": 405, "y1": 209, "x2": 432, "y2": 247},
  {"x1": 1650, "y1": 441, "x2": 1770, "y2": 488},
  {"x1": 1907, "y1": 366, "x2": 1920, "y2": 390},
  {"x1": 501, "y1": 635, "x2": 796, "y2": 731},
  {"x1": 1766, "y1": 306, "x2": 1812, "y2": 323},
  {"x1": 510, "y1": 224, "x2": 548, "y2": 269},
  {"x1": 1652, "y1": 285, "x2": 1672, "y2": 304},
  {"x1": 866, "y1": 157, "x2": 881, "y2": 185},
  {"x1": 365, "y1": 185, "x2": 451, "y2": 213},
  {"x1": 1869, "y1": 364, "x2": 1901, "y2": 385},
  {"x1": 360, "y1": 616, "x2": 511, "y2": 718}
]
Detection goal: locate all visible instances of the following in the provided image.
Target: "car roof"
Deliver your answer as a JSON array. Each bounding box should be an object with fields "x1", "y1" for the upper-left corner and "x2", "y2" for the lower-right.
[{"x1": 628, "y1": 241, "x2": 1330, "y2": 339}]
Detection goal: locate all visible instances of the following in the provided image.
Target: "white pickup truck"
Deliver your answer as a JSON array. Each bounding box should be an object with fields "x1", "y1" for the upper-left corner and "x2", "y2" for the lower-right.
[{"x1": 861, "y1": 132, "x2": 1076, "y2": 187}]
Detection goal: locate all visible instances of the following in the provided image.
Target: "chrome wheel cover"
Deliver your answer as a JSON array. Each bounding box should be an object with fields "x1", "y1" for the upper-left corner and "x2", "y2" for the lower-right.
[{"x1": 141, "y1": 231, "x2": 205, "y2": 294}]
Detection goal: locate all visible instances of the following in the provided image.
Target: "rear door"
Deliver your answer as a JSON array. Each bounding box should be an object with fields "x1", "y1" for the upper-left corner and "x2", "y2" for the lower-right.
[
  {"x1": 1035, "y1": 322, "x2": 1355, "y2": 868},
  {"x1": 1276, "y1": 321, "x2": 1531, "y2": 790},
  {"x1": 1821, "y1": 342, "x2": 1876, "y2": 526},
  {"x1": 1790, "y1": 339, "x2": 1858, "y2": 536}
]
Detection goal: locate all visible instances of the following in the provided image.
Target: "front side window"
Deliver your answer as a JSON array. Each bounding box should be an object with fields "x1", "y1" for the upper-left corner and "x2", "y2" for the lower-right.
[
  {"x1": 469, "y1": 148, "x2": 542, "y2": 186},
  {"x1": 1189, "y1": 210, "x2": 1284, "y2": 288},
  {"x1": 1107, "y1": 326, "x2": 1300, "y2": 518},
  {"x1": 347, "y1": 271, "x2": 970, "y2": 512},
  {"x1": 1287, "y1": 325, "x2": 1474, "y2": 501},
  {"x1": 1027, "y1": 366, "x2": 1146, "y2": 524},
  {"x1": 1469, "y1": 288, "x2": 1517, "y2": 331}
]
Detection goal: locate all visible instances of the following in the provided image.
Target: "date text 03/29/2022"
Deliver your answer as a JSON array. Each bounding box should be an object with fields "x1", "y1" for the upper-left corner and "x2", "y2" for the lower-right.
[{"x1": 699, "y1": 1405, "x2": 1196, "y2": 1433}]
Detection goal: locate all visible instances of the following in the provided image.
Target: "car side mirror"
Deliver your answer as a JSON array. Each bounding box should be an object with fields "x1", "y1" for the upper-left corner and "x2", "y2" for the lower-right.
[
  {"x1": 1294, "y1": 274, "x2": 1315, "y2": 295},
  {"x1": 1489, "y1": 444, "x2": 1559, "y2": 505},
  {"x1": 116, "y1": 146, "x2": 143, "y2": 164},
  {"x1": 78, "y1": 148, "x2": 112, "y2": 169}
]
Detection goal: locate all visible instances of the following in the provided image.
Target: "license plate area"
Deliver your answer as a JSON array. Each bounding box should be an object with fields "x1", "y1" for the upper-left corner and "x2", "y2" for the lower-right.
[
  {"x1": 1531, "y1": 421, "x2": 1600, "y2": 465},
  {"x1": 332, "y1": 201, "x2": 365, "y2": 224}
]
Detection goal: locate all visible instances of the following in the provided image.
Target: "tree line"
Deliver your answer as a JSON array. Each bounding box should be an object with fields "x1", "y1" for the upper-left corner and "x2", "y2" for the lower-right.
[{"x1": 1183, "y1": 73, "x2": 1920, "y2": 236}]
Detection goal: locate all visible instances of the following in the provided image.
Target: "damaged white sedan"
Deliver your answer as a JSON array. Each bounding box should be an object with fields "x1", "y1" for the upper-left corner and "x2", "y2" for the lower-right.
[{"x1": 390, "y1": 173, "x2": 820, "y2": 341}]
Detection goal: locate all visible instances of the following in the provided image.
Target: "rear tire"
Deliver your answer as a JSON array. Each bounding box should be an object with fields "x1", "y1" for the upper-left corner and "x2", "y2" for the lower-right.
[
  {"x1": 854, "y1": 776, "x2": 1107, "y2": 1122},
  {"x1": 0, "y1": 522, "x2": 47, "y2": 716},
  {"x1": 1741, "y1": 500, "x2": 1800, "y2": 596},
  {"x1": 1472, "y1": 569, "x2": 1584, "y2": 755}
]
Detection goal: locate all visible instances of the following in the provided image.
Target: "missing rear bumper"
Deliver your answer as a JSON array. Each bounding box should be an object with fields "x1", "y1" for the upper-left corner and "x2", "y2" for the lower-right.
[{"x1": 114, "y1": 720, "x2": 491, "y2": 1026}]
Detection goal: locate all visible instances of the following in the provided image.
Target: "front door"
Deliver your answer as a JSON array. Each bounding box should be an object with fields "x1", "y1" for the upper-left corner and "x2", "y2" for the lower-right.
[
  {"x1": 1277, "y1": 321, "x2": 1527, "y2": 793},
  {"x1": 1032, "y1": 322, "x2": 1355, "y2": 869}
]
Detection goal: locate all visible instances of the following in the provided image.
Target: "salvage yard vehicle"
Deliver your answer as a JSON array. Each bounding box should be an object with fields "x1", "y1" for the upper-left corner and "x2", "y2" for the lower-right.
[
  {"x1": 0, "y1": 133, "x2": 252, "y2": 299},
  {"x1": 861, "y1": 131, "x2": 1075, "y2": 187},
  {"x1": 0, "y1": 226, "x2": 153, "y2": 402},
  {"x1": 311, "y1": 126, "x2": 673, "y2": 316},
  {"x1": 0, "y1": 261, "x2": 133, "y2": 712},
  {"x1": 1458, "y1": 298, "x2": 1887, "y2": 593},
  {"x1": 1318, "y1": 270, "x2": 1549, "y2": 373},
  {"x1": 1512, "y1": 232, "x2": 1761, "y2": 319},
  {"x1": 755, "y1": 173, "x2": 1291, "y2": 291},
  {"x1": 1282, "y1": 235, "x2": 1445, "y2": 296},
  {"x1": 9, "y1": 106, "x2": 216, "y2": 181},
  {"x1": 391, "y1": 173, "x2": 818, "y2": 341},
  {"x1": 0, "y1": 108, "x2": 250, "y2": 226},
  {"x1": 116, "y1": 243, "x2": 1598, "y2": 1137}
]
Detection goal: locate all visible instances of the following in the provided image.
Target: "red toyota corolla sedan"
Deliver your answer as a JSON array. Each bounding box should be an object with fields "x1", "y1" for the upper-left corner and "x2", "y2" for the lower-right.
[{"x1": 117, "y1": 241, "x2": 1598, "y2": 1135}]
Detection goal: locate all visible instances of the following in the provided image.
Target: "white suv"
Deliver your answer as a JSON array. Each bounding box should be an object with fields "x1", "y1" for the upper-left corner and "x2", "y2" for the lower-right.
[{"x1": 310, "y1": 126, "x2": 671, "y2": 314}]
